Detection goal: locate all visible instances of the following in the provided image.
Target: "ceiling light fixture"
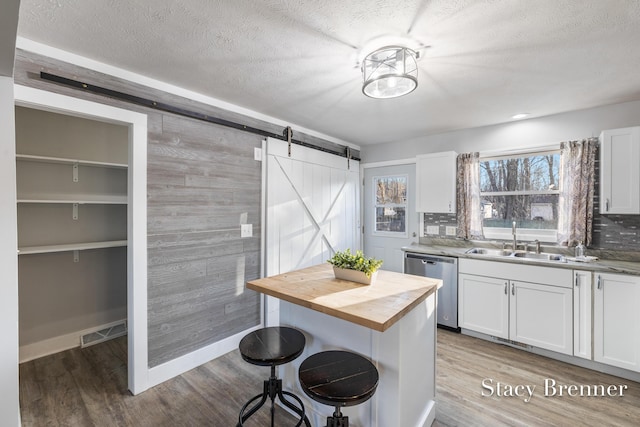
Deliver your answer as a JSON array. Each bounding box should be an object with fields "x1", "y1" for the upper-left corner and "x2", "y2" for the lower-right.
[
  {"x1": 362, "y1": 46, "x2": 418, "y2": 99},
  {"x1": 511, "y1": 113, "x2": 530, "y2": 119}
]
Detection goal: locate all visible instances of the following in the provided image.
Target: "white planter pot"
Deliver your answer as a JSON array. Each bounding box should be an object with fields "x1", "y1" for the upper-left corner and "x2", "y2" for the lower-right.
[{"x1": 332, "y1": 267, "x2": 378, "y2": 285}]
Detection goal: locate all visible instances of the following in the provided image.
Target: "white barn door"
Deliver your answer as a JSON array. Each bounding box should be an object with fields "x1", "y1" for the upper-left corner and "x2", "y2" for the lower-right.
[{"x1": 263, "y1": 137, "x2": 360, "y2": 325}]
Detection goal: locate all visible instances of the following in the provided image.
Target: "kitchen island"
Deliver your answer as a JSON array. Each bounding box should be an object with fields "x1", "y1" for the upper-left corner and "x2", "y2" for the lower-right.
[{"x1": 247, "y1": 263, "x2": 441, "y2": 427}]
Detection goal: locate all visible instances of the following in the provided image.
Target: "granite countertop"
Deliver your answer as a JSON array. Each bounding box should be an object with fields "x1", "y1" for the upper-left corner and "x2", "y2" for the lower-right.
[
  {"x1": 402, "y1": 242, "x2": 640, "y2": 276},
  {"x1": 246, "y1": 263, "x2": 441, "y2": 332}
]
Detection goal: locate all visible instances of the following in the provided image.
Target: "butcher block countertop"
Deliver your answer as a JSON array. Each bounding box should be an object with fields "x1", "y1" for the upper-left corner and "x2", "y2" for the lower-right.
[{"x1": 247, "y1": 263, "x2": 441, "y2": 332}]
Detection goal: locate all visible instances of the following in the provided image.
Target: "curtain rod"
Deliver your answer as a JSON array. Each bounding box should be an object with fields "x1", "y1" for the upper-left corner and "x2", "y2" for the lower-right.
[
  {"x1": 479, "y1": 144, "x2": 560, "y2": 158},
  {"x1": 39, "y1": 72, "x2": 360, "y2": 161},
  {"x1": 479, "y1": 136, "x2": 599, "y2": 159}
]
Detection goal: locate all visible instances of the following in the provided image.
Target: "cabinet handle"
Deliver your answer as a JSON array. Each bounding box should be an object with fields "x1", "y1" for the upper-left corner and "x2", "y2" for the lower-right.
[
  {"x1": 504, "y1": 282, "x2": 508, "y2": 295},
  {"x1": 511, "y1": 283, "x2": 515, "y2": 296},
  {"x1": 605, "y1": 199, "x2": 609, "y2": 212},
  {"x1": 575, "y1": 275, "x2": 579, "y2": 287},
  {"x1": 449, "y1": 202, "x2": 452, "y2": 212},
  {"x1": 597, "y1": 275, "x2": 602, "y2": 290}
]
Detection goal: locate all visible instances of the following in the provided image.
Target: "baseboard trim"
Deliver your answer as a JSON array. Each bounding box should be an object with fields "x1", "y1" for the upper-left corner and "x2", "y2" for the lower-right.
[
  {"x1": 147, "y1": 324, "x2": 263, "y2": 389},
  {"x1": 19, "y1": 319, "x2": 128, "y2": 363}
]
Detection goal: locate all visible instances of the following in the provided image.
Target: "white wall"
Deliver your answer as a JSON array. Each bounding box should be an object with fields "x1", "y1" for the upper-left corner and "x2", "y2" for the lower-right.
[
  {"x1": 0, "y1": 77, "x2": 20, "y2": 426},
  {"x1": 1, "y1": 1, "x2": 21, "y2": 423},
  {"x1": 0, "y1": 0, "x2": 20, "y2": 77},
  {"x1": 362, "y1": 100, "x2": 640, "y2": 161}
]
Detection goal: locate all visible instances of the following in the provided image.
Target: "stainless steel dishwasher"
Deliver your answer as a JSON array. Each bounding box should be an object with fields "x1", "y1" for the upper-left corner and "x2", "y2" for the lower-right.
[{"x1": 404, "y1": 252, "x2": 459, "y2": 331}]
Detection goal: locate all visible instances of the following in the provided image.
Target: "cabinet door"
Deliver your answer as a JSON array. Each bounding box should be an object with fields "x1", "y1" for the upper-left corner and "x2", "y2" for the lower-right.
[
  {"x1": 416, "y1": 151, "x2": 456, "y2": 213},
  {"x1": 509, "y1": 281, "x2": 573, "y2": 355},
  {"x1": 594, "y1": 273, "x2": 640, "y2": 372},
  {"x1": 573, "y1": 271, "x2": 592, "y2": 360},
  {"x1": 459, "y1": 273, "x2": 508, "y2": 339},
  {"x1": 600, "y1": 127, "x2": 640, "y2": 214}
]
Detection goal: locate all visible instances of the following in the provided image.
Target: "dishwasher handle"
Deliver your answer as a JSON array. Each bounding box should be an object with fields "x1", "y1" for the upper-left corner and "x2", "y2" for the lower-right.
[{"x1": 405, "y1": 252, "x2": 458, "y2": 265}]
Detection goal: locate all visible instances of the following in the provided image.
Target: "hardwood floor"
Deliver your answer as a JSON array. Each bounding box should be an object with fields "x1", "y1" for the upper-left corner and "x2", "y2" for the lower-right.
[
  {"x1": 19, "y1": 337, "x2": 299, "y2": 426},
  {"x1": 20, "y1": 331, "x2": 640, "y2": 426},
  {"x1": 433, "y1": 330, "x2": 640, "y2": 427}
]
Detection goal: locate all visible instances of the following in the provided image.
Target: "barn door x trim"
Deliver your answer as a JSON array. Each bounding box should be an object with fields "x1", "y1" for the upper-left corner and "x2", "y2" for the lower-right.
[{"x1": 273, "y1": 155, "x2": 346, "y2": 270}]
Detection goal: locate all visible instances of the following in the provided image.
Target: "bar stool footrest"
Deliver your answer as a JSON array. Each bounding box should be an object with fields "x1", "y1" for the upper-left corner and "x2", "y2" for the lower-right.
[{"x1": 237, "y1": 376, "x2": 311, "y2": 427}]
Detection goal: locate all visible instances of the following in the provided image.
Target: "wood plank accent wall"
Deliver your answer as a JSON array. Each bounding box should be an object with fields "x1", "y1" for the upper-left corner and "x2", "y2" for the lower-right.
[{"x1": 12, "y1": 49, "x2": 349, "y2": 367}]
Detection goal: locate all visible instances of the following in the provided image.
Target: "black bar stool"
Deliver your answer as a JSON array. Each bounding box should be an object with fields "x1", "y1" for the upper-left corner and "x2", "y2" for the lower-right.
[
  {"x1": 237, "y1": 326, "x2": 311, "y2": 427},
  {"x1": 298, "y1": 350, "x2": 379, "y2": 427}
]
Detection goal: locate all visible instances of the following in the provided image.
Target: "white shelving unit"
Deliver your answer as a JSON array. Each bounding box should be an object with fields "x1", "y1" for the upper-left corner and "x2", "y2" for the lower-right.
[
  {"x1": 16, "y1": 154, "x2": 128, "y2": 255},
  {"x1": 15, "y1": 105, "x2": 130, "y2": 361}
]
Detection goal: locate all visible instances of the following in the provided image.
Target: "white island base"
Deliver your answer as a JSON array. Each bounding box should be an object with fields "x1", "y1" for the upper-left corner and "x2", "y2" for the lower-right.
[{"x1": 279, "y1": 294, "x2": 437, "y2": 427}]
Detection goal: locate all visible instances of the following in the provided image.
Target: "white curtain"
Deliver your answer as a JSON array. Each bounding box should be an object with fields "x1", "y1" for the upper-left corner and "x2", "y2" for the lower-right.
[
  {"x1": 557, "y1": 138, "x2": 597, "y2": 246},
  {"x1": 456, "y1": 152, "x2": 483, "y2": 239}
]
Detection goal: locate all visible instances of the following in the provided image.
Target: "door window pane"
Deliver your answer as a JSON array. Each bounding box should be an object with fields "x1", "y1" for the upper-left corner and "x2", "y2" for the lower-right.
[{"x1": 374, "y1": 175, "x2": 407, "y2": 236}]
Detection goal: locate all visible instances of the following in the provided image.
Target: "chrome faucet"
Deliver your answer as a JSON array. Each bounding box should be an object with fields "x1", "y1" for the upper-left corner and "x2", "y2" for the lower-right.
[
  {"x1": 526, "y1": 239, "x2": 542, "y2": 254},
  {"x1": 512, "y1": 221, "x2": 517, "y2": 251}
]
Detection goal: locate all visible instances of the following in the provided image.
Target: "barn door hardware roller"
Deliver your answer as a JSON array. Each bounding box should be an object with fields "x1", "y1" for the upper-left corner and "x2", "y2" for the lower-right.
[{"x1": 283, "y1": 126, "x2": 293, "y2": 157}]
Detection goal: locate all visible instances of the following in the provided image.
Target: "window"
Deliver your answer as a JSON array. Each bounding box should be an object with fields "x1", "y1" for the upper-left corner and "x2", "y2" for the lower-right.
[
  {"x1": 373, "y1": 175, "x2": 407, "y2": 236},
  {"x1": 479, "y1": 151, "x2": 560, "y2": 242}
]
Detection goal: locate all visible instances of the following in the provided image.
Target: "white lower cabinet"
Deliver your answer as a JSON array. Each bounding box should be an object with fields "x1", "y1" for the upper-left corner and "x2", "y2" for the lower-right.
[
  {"x1": 573, "y1": 270, "x2": 592, "y2": 359},
  {"x1": 509, "y1": 281, "x2": 573, "y2": 355},
  {"x1": 594, "y1": 272, "x2": 640, "y2": 372},
  {"x1": 459, "y1": 274, "x2": 509, "y2": 339},
  {"x1": 458, "y1": 259, "x2": 573, "y2": 355}
]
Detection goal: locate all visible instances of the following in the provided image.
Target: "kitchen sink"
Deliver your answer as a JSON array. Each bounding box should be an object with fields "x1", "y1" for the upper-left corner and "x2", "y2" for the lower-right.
[
  {"x1": 467, "y1": 248, "x2": 513, "y2": 256},
  {"x1": 466, "y1": 248, "x2": 566, "y2": 262},
  {"x1": 512, "y1": 252, "x2": 566, "y2": 262},
  {"x1": 465, "y1": 248, "x2": 513, "y2": 257}
]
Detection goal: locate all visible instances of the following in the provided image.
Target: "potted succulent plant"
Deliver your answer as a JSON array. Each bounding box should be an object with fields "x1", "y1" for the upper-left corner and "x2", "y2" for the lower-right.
[{"x1": 327, "y1": 249, "x2": 383, "y2": 285}]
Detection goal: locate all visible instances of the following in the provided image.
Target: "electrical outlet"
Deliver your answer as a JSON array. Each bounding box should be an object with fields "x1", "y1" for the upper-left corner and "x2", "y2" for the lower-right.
[
  {"x1": 446, "y1": 226, "x2": 457, "y2": 236},
  {"x1": 254, "y1": 147, "x2": 262, "y2": 161},
  {"x1": 241, "y1": 223, "x2": 253, "y2": 237},
  {"x1": 426, "y1": 226, "x2": 439, "y2": 235}
]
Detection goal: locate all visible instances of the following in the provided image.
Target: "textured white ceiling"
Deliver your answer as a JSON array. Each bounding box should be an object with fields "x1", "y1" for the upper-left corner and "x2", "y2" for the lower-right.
[{"x1": 16, "y1": 0, "x2": 640, "y2": 146}]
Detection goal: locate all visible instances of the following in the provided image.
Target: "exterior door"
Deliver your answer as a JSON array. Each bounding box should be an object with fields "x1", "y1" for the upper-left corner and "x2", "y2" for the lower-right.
[
  {"x1": 264, "y1": 137, "x2": 360, "y2": 325},
  {"x1": 363, "y1": 163, "x2": 417, "y2": 273}
]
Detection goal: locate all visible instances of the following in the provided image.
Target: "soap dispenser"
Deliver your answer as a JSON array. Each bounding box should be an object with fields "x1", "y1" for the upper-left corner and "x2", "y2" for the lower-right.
[{"x1": 575, "y1": 241, "x2": 585, "y2": 258}]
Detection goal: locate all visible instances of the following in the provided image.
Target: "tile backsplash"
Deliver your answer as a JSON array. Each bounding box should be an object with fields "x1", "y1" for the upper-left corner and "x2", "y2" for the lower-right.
[{"x1": 422, "y1": 213, "x2": 458, "y2": 239}]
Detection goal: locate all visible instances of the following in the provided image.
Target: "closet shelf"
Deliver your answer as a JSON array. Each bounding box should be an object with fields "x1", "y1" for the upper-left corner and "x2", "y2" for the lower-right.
[
  {"x1": 18, "y1": 240, "x2": 128, "y2": 255},
  {"x1": 17, "y1": 195, "x2": 127, "y2": 204},
  {"x1": 16, "y1": 154, "x2": 128, "y2": 169}
]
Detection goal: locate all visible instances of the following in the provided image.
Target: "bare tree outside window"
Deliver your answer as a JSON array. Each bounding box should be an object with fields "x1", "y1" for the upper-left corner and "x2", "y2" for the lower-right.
[{"x1": 480, "y1": 152, "x2": 560, "y2": 231}]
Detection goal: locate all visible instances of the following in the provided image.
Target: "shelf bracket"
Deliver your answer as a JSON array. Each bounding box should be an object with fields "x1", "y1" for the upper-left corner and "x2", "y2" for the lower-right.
[
  {"x1": 73, "y1": 162, "x2": 79, "y2": 182},
  {"x1": 72, "y1": 203, "x2": 79, "y2": 220},
  {"x1": 73, "y1": 250, "x2": 80, "y2": 263}
]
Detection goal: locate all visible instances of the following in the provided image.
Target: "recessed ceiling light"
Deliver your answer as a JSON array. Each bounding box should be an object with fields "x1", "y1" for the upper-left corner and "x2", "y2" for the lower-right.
[{"x1": 511, "y1": 113, "x2": 529, "y2": 120}]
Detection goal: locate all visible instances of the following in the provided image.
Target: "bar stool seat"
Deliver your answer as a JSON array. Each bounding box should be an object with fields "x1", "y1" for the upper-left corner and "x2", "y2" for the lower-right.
[
  {"x1": 237, "y1": 327, "x2": 310, "y2": 427},
  {"x1": 298, "y1": 350, "x2": 379, "y2": 427}
]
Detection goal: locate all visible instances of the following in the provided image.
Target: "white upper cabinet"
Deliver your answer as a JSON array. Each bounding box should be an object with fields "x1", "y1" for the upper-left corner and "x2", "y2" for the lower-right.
[
  {"x1": 599, "y1": 126, "x2": 640, "y2": 214},
  {"x1": 416, "y1": 151, "x2": 457, "y2": 213}
]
